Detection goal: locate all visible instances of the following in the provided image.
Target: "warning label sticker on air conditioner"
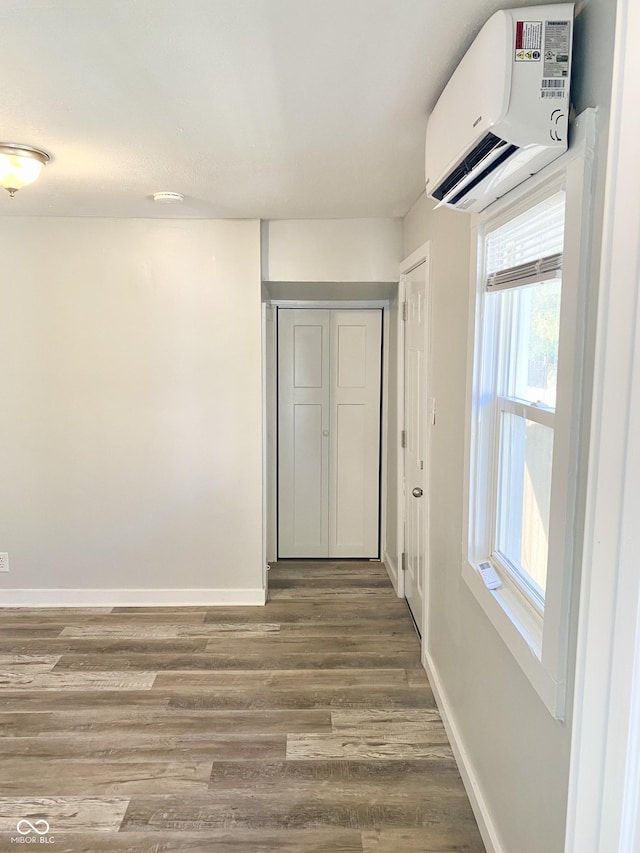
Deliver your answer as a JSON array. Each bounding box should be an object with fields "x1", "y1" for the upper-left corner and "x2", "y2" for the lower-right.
[
  {"x1": 541, "y1": 20, "x2": 570, "y2": 98},
  {"x1": 515, "y1": 21, "x2": 542, "y2": 61},
  {"x1": 543, "y1": 20, "x2": 571, "y2": 77}
]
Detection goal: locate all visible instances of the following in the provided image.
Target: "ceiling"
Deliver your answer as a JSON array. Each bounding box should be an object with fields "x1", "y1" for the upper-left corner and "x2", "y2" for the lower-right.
[{"x1": 1, "y1": 0, "x2": 557, "y2": 219}]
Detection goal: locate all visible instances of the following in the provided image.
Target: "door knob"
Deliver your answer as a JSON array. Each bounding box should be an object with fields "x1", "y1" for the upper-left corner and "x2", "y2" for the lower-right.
[
  {"x1": 412, "y1": 487, "x2": 423, "y2": 498},
  {"x1": 322, "y1": 430, "x2": 329, "y2": 436}
]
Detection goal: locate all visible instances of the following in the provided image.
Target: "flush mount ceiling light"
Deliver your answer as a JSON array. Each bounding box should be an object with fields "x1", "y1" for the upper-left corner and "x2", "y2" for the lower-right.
[
  {"x1": 153, "y1": 191, "x2": 184, "y2": 204},
  {"x1": 0, "y1": 144, "x2": 50, "y2": 198}
]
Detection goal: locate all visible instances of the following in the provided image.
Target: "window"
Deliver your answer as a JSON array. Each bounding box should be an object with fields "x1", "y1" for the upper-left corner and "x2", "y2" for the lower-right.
[
  {"x1": 487, "y1": 191, "x2": 565, "y2": 610},
  {"x1": 463, "y1": 111, "x2": 596, "y2": 719}
]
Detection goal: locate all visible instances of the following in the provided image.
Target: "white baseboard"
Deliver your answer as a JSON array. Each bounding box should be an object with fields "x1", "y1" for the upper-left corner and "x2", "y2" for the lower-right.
[
  {"x1": 422, "y1": 648, "x2": 504, "y2": 853},
  {"x1": 0, "y1": 587, "x2": 267, "y2": 608},
  {"x1": 383, "y1": 549, "x2": 402, "y2": 597}
]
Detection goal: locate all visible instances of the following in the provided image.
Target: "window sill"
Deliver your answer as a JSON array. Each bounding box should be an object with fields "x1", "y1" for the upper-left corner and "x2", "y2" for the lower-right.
[{"x1": 462, "y1": 559, "x2": 565, "y2": 718}]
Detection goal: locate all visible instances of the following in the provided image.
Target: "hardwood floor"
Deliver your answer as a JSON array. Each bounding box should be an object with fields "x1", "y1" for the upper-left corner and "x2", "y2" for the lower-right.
[{"x1": 0, "y1": 561, "x2": 485, "y2": 852}]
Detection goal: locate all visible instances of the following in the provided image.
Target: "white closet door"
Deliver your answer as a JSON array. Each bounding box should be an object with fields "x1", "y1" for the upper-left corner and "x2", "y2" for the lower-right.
[
  {"x1": 403, "y1": 265, "x2": 428, "y2": 630},
  {"x1": 278, "y1": 310, "x2": 330, "y2": 557},
  {"x1": 329, "y1": 310, "x2": 382, "y2": 558}
]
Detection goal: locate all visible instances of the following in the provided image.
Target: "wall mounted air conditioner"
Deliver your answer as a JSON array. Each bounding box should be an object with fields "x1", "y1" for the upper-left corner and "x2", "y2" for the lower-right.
[{"x1": 425, "y1": 4, "x2": 574, "y2": 213}]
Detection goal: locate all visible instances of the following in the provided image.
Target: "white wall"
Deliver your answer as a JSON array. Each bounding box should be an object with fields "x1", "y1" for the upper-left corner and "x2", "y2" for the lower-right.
[
  {"x1": 263, "y1": 218, "x2": 402, "y2": 282},
  {"x1": 403, "y1": 2, "x2": 617, "y2": 850},
  {"x1": 0, "y1": 218, "x2": 263, "y2": 601},
  {"x1": 405, "y1": 192, "x2": 574, "y2": 853}
]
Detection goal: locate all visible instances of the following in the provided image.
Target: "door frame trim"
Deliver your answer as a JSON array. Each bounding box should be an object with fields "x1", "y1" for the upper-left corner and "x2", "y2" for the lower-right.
[
  {"x1": 270, "y1": 299, "x2": 388, "y2": 309},
  {"x1": 397, "y1": 242, "x2": 432, "y2": 643},
  {"x1": 400, "y1": 241, "x2": 432, "y2": 277},
  {"x1": 274, "y1": 303, "x2": 387, "y2": 559}
]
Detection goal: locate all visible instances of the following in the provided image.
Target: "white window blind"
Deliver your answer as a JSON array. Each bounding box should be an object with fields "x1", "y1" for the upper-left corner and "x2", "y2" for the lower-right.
[{"x1": 486, "y1": 191, "x2": 566, "y2": 291}]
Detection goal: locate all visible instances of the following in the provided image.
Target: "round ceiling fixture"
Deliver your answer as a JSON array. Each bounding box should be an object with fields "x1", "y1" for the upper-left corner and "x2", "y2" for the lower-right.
[
  {"x1": 153, "y1": 191, "x2": 185, "y2": 204},
  {"x1": 0, "y1": 144, "x2": 50, "y2": 198}
]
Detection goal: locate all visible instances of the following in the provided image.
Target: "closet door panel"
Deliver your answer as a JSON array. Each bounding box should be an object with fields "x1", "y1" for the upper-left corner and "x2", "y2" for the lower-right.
[
  {"x1": 278, "y1": 309, "x2": 330, "y2": 557},
  {"x1": 329, "y1": 310, "x2": 382, "y2": 558}
]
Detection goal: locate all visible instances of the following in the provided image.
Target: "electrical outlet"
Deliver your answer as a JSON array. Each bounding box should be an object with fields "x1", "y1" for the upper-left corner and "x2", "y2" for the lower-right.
[{"x1": 0, "y1": 552, "x2": 8, "y2": 572}]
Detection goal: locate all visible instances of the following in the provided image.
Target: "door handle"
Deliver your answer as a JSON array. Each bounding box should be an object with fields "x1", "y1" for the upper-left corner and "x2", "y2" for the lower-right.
[{"x1": 412, "y1": 487, "x2": 423, "y2": 498}]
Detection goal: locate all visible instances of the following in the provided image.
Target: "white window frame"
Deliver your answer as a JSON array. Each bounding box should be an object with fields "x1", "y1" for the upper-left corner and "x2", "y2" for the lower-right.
[
  {"x1": 463, "y1": 109, "x2": 597, "y2": 719},
  {"x1": 489, "y1": 225, "x2": 563, "y2": 612}
]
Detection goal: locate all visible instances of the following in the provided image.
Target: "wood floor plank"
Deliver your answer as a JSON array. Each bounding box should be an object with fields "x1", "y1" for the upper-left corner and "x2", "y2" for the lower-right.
[
  {"x1": 168, "y1": 686, "x2": 436, "y2": 711},
  {"x1": 0, "y1": 627, "x2": 64, "y2": 638},
  {"x1": 110, "y1": 607, "x2": 212, "y2": 615},
  {"x1": 52, "y1": 651, "x2": 422, "y2": 671},
  {"x1": 269, "y1": 560, "x2": 387, "y2": 577},
  {"x1": 0, "y1": 638, "x2": 209, "y2": 655},
  {"x1": 0, "y1": 797, "x2": 129, "y2": 832},
  {"x1": 268, "y1": 588, "x2": 397, "y2": 601},
  {"x1": 0, "y1": 608, "x2": 113, "y2": 616},
  {"x1": 202, "y1": 601, "x2": 411, "y2": 624},
  {"x1": 120, "y1": 793, "x2": 467, "y2": 832},
  {"x1": 268, "y1": 567, "x2": 388, "y2": 576},
  {"x1": 35, "y1": 829, "x2": 364, "y2": 852},
  {"x1": 406, "y1": 667, "x2": 431, "y2": 688},
  {"x1": 277, "y1": 621, "x2": 417, "y2": 638},
  {"x1": 203, "y1": 635, "x2": 419, "y2": 652},
  {"x1": 0, "y1": 734, "x2": 287, "y2": 761},
  {"x1": 0, "y1": 760, "x2": 213, "y2": 795},
  {"x1": 0, "y1": 712, "x2": 53, "y2": 736},
  {"x1": 269, "y1": 575, "x2": 392, "y2": 589},
  {"x1": 1, "y1": 709, "x2": 331, "y2": 737},
  {"x1": 206, "y1": 759, "x2": 468, "y2": 796},
  {"x1": 331, "y1": 708, "x2": 443, "y2": 732},
  {"x1": 0, "y1": 670, "x2": 156, "y2": 691},
  {"x1": 0, "y1": 654, "x2": 61, "y2": 667},
  {"x1": 59, "y1": 623, "x2": 281, "y2": 639},
  {"x1": 286, "y1": 732, "x2": 452, "y2": 761},
  {"x1": 361, "y1": 828, "x2": 485, "y2": 852},
  {"x1": 0, "y1": 690, "x2": 171, "y2": 712},
  {"x1": 155, "y1": 668, "x2": 411, "y2": 690},
  {"x1": 269, "y1": 558, "x2": 387, "y2": 577},
  {"x1": 202, "y1": 636, "x2": 421, "y2": 653},
  {"x1": 0, "y1": 611, "x2": 207, "y2": 626}
]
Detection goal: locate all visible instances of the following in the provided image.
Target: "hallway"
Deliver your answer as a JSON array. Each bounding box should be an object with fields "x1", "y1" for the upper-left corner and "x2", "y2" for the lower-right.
[{"x1": 0, "y1": 561, "x2": 484, "y2": 851}]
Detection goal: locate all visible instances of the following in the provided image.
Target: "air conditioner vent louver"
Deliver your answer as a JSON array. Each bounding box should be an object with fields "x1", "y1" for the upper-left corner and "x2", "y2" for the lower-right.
[
  {"x1": 432, "y1": 133, "x2": 507, "y2": 201},
  {"x1": 450, "y1": 142, "x2": 519, "y2": 205}
]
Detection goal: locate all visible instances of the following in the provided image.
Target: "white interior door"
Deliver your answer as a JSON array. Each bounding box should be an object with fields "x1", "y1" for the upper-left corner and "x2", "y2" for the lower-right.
[
  {"x1": 278, "y1": 309, "x2": 330, "y2": 557},
  {"x1": 278, "y1": 308, "x2": 382, "y2": 559},
  {"x1": 329, "y1": 310, "x2": 382, "y2": 558},
  {"x1": 404, "y1": 264, "x2": 429, "y2": 630}
]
